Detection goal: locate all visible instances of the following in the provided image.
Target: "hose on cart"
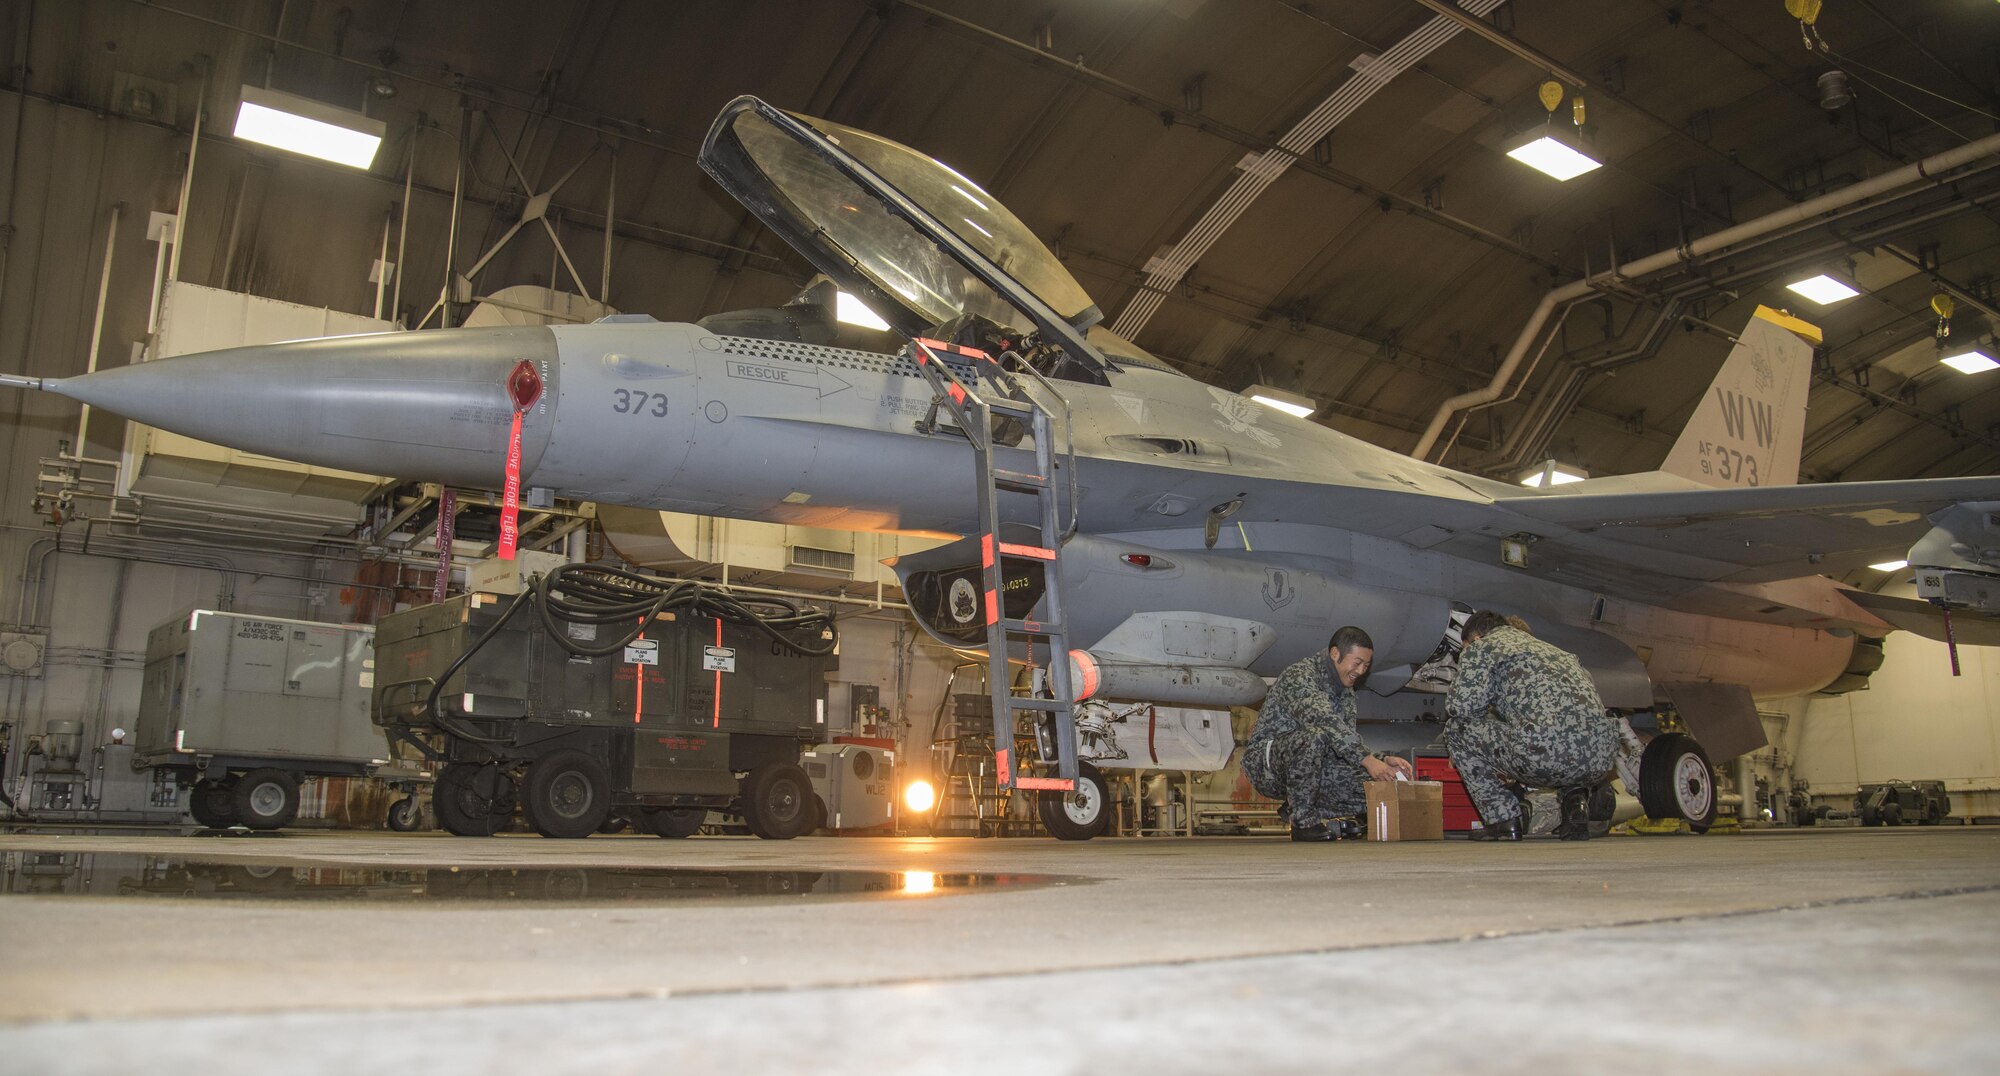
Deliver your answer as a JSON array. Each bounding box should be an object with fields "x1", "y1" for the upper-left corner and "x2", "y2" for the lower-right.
[
  {"x1": 421, "y1": 564, "x2": 838, "y2": 736},
  {"x1": 533, "y1": 563, "x2": 837, "y2": 659}
]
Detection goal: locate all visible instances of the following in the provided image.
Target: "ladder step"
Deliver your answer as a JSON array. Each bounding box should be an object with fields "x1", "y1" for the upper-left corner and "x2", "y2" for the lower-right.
[
  {"x1": 1014, "y1": 777, "x2": 1075, "y2": 792},
  {"x1": 1003, "y1": 697, "x2": 1068, "y2": 712},
  {"x1": 997, "y1": 542, "x2": 1057, "y2": 561},
  {"x1": 993, "y1": 468, "x2": 1049, "y2": 488},
  {"x1": 1000, "y1": 618, "x2": 1065, "y2": 635},
  {"x1": 988, "y1": 399, "x2": 1036, "y2": 419}
]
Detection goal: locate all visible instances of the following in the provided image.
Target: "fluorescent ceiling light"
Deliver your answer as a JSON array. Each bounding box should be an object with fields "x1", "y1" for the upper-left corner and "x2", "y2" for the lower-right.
[
  {"x1": 1519, "y1": 461, "x2": 1588, "y2": 488},
  {"x1": 1868, "y1": 560, "x2": 1909, "y2": 572},
  {"x1": 1505, "y1": 135, "x2": 1602, "y2": 181},
  {"x1": 1784, "y1": 274, "x2": 1860, "y2": 305},
  {"x1": 1243, "y1": 384, "x2": 1317, "y2": 418},
  {"x1": 1939, "y1": 348, "x2": 1999, "y2": 374},
  {"x1": 834, "y1": 291, "x2": 891, "y2": 331},
  {"x1": 233, "y1": 84, "x2": 385, "y2": 169}
]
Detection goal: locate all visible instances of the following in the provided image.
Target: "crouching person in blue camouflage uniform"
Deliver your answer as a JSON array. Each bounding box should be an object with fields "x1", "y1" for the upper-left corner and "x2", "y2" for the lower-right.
[
  {"x1": 1243, "y1": 625, "x2": 1413, "y2": 841},
  {"x1": 1444, "y1": 610, "x2": 1621, "y2": 842}
]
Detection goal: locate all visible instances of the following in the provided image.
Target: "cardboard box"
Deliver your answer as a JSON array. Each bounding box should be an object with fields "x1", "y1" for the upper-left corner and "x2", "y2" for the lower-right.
[{"x1": 1366, "y1": 778, "x2": 1444, "y2": 841}]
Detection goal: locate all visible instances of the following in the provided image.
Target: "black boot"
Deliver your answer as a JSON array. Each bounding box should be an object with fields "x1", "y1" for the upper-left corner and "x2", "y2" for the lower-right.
[
  {"x1": 1469, "y1": 814, "x2": 1523, "y2": 841},
  {"x1": 1290, "y1": 821, "x2": 1335, "y2": 842},
  {"x1": 1556, "y1": 788, "x2": 1593, "y2": 841}
]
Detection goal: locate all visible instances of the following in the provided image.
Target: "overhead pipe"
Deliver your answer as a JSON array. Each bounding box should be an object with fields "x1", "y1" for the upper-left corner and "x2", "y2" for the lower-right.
[{"x1": 1413, "y1": 130, "x2": 2000, "y2": 461}]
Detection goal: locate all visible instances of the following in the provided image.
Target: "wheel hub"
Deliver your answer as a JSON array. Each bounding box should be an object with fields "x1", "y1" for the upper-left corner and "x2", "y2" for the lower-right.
[
  {"x1": 1063, "y1": 780, "x2": 1101, "y2": 824},
  {"x1": 1674, "y1": 754, "x2": 1713, "y2": 817},
  {"x1": 550, "y1": 773, "x2": 593, "y2": 818},
  {"x1": 248, "y1": 783, "x2": 284, "y2": 815}
]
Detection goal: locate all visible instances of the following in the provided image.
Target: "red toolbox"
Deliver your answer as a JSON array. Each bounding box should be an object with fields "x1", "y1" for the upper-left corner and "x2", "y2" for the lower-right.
[{"x1": 1414, "y1": 755, "x2": 1480, "y2": 832}]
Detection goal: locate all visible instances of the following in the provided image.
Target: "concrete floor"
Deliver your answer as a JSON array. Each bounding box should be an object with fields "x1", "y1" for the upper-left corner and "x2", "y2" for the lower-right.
[{"x1": 2, "y1": 827, "x2": 1996, "y2": 1073}]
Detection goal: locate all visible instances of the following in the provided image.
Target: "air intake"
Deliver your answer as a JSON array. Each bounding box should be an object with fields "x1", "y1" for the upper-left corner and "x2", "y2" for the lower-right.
[{"x1": 790, "y1": 546, "x2": 856, "y2": 574}]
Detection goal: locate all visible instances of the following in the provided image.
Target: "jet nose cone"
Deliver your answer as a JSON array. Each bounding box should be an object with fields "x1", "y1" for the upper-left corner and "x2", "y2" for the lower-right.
[{"x1": 46, "y1": 326, "x2": 559, "y2": 487}]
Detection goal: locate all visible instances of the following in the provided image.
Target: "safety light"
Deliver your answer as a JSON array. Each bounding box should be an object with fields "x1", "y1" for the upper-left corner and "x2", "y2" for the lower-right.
[
  {"x1": 1505, "y1": 134, "x2": 1602, "y2": 181},
  {"x1": 233, "y1": 84, "x2": 385, "y2": 169},
  {"x1": 1518, "y1": 460, "x2": 1588, "y2": 487},
  {"x1": 1869, "y1": 560, "x2": 1909, "y2": 572},
  {"x1": 835, "y1": 291, "x2": 892, "y2": 331},
  {"x1": 903, "y1": 779, "x2": 936, "y2": 814},
  {"x1": 1938, "y1": 348, "x2": 1998, "y2": 374},
  {"x1": 1784, "y1": 274, "x2": 1860, "y2": 305},
  {"x1": 1243, "y1": 384, "x2": 1317, "y2": 418},
  {"x1": 901, "y1": 870, "x2": 937, "y2": 895}
]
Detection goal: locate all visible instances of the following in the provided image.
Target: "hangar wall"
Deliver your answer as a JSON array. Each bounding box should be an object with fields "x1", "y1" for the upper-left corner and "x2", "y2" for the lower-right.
[
  {"x1": 826, "y1": 613, "x2": 978, "y2": 757},
  {"x1": 0, "y1": 55, "x2": 793, "y2": 761},
  {"x1": 1791, "y1": 627, "x2": 2000, "y2": 818}
]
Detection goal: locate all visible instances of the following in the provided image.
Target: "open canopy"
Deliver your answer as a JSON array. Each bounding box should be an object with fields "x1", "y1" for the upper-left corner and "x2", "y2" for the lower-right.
[{"x1": 699, "y1": 96, "x2": 1107, "y2": 370}]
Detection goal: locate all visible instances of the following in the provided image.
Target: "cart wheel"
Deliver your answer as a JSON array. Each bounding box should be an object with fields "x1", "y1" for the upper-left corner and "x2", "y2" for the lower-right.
[
  {"x1": 1638, "y1": 734, "x2": 1716, "y2": 833},
  {"x1": 433, "y1": 763, "x2": 514, "y2": 836},
  {"x1": 1880, "y1": 801, "x2": 1903, "y2": 827},
  {"x1": 232, "y1": 768, "x2": 300, "y2": 830},
  {"x1": 741, "y1": 762, "x2": 814, "y2": 840},
  {"x1": 386, "y1": 796, "x2": 422, "y2": 832},
  {"x1": 639, "y1": 807, "x2": 707, "y2": 839},
  {"x1": 1036, "y1": 762, "x2": 1111, "y2": 841},
  {"x1": 189, "y1": 779, "x2": 239, "y2": 828},
  {"x1": 522, "y1": 749, "x2": 612, "y2": 839}
]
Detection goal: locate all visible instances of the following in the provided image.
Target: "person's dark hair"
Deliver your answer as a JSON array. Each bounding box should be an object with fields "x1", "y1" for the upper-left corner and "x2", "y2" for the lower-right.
[
  {"x1": 1461, "y1": 610, "x2": 1510, "y2": 645},
  {"x1": 1327, "y1": 625, "x2": 1374, "y2": 657}
]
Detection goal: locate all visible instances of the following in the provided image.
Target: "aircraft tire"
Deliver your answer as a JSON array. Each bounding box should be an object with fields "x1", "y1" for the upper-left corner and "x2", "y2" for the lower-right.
[
  {"x1": 1880, "y1": 801, "x2": 1902, "y2": 827},
  {"x1": 741, "y1": 762, "x2": 814, "y2": 840},
  {"x1": 523, "y1": 749, "x2": 613, "y2": 839},
  {"x1": 1037, "y1": 762, "x2": 1110, "y2": 841},
  {"x1": 232, "y1": 768, "x2": 300, "y2": 831},
  {"x1": 1638, "y1": 734, "x2": 1717, "y2": 832},
  {"x1": 434, "y1": 762, "x2": 514, "y2": 836}
]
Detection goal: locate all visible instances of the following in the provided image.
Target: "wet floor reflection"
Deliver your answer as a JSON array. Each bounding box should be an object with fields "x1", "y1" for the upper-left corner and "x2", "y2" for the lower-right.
[{"x1": 0, "y1": 851, "x2": 1066, "y2": 903}]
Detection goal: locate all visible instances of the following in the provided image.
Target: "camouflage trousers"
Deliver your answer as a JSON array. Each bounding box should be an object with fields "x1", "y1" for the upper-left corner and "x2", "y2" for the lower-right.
[
  {"x1": 1242, "y1": 728, "x2": 1367, "y2": 825},
  {"x1": 1445, "y1": 715, "x2": 1620, "y2": 825}
]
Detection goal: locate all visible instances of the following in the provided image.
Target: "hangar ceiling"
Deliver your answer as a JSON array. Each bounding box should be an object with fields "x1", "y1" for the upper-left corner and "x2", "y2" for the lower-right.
[{"x1": 9, "y1": 0, "x2": 1999, "y2": 488}]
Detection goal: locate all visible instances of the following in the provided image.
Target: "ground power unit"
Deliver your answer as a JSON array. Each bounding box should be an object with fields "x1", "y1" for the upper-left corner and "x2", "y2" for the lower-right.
[{"x1": 373, "y1": 565, "x2": 838, "y2": 840}]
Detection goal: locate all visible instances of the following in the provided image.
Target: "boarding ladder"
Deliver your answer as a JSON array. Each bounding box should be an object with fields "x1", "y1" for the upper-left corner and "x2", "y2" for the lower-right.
[{"x1": 907, "y1": 336, "x2": 1079, "y2": 797}]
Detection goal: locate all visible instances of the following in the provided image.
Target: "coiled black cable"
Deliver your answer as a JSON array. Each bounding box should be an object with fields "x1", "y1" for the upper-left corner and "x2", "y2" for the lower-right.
[{"x1": 420, "y1": 564, "x2": 837, "y2": 739}]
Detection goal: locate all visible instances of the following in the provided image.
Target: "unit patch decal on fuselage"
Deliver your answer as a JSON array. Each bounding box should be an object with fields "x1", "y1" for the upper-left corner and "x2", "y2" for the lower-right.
[{"x1": 1205, "y1": 387, "x2": 1283, "y2": 448}]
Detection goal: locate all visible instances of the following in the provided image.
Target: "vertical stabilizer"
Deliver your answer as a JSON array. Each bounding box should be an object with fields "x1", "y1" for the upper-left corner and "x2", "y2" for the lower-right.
[{"x1": 1659, "y1": 305, "x2": 1818, "y2": 488}]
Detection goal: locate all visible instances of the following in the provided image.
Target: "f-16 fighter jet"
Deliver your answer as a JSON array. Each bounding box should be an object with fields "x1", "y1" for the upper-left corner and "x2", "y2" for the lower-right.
[{"x1": 8, "y1": 97, "x2": 1997, "y2": 839}]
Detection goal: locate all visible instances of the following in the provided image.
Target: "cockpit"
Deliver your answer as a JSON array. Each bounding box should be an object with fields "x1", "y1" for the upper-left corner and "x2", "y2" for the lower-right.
[{"x1": 699, "y1": 96, "x2": 1123, "y2": 387}]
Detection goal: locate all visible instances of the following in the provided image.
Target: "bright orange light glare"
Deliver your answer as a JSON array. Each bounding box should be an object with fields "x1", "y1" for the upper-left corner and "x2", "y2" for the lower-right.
[
  {"x1": 902, "y1": 871, "x2": 937, "y2": 895},
  {"x1": 903, "y1": 779, "x2": 937, "y2": 813}
]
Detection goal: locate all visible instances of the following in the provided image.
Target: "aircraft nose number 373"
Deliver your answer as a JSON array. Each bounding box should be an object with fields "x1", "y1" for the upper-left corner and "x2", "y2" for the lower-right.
[{"x1": 611, "y1": 390, "x2": 671, "y2": 417}]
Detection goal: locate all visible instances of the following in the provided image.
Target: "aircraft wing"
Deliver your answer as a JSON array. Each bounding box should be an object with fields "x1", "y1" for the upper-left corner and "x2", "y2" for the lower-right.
[
  {"x1": 1841, "y1": 588, "x2": 2000, "y2": 646},
  {"x1": 1492, "y1": 475, "x2": 2000, "y2": 583}
]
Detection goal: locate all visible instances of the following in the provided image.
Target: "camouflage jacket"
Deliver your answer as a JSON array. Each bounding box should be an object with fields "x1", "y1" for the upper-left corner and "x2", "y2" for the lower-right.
[
  {"x1": 1445, "y1": 625, "x2": 1606, "y2": 727},
  {"x1": 1249, "y1": 652, "x2": 1368, "y2": 768}
]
